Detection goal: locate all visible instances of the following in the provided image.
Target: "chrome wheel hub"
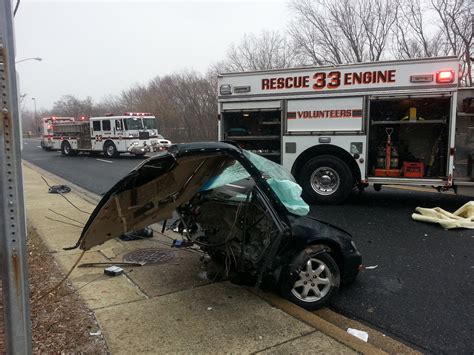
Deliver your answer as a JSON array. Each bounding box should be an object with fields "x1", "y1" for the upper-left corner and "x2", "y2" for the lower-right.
[
  {"x1": 107, "y1": 145, "x2": 115, "y2": 155},
  {"x1": 310, "y1": 167, "x2": 340, "y2": 195},
  {"x1": 291, "y1": 258, "x2": 332, "y2": 302}
]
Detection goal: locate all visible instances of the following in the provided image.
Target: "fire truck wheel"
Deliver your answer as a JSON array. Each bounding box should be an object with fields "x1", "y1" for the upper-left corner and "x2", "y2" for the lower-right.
[
  {"x1": 61, "y1": 141, "x2": 74, "y2": 156},
  {"x1": 103, "y1": 141, "x2": 118, "y2": 158},
  {"x1": 299, "y1": 155, "x2": 353, "y2": 204}
]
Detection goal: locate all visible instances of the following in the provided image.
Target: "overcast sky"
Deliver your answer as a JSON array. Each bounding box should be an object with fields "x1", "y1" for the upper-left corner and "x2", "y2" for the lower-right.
[{"x1": 15, "y1": 0, "x2": 288, "y2": 111}]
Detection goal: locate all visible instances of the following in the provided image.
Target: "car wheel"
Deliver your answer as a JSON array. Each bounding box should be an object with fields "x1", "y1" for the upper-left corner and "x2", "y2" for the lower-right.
[
  {"x1": 103, "y1": 141, "x2": 118, "y2": 158},
  {"x1": 280, "y1": 250, "x2": 340, "y2": 310},
  {"x1": 299, "y1": 155, "x2": 353, "y2": 204},
  {"x1": 61, "y1": 141, "x2": 73, "y2": 156}
]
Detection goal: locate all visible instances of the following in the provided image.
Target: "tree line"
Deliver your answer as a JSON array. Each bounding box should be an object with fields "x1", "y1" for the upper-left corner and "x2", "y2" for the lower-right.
[{"x1": 25, "y1": 0, "x2": 472, "y2": 142}]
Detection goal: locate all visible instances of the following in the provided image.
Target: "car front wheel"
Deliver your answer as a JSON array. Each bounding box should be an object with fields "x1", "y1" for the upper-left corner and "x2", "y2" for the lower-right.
[{"x1": 280, "y1": 250, "x2": 340, "y2": 310}]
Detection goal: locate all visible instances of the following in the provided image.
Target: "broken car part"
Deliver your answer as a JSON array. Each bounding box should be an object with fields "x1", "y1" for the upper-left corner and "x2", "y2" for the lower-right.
[{"x1": 73, "y1": 142, "x2": 361, "y2": 310}]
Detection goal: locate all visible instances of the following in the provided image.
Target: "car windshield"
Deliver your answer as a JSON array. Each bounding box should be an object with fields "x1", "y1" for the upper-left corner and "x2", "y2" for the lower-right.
[
  {"x1": 200, "y1": 150, "x2": 308, "y2": 216},
  {"x1": 143, "y1": 118, "x2": 157, "y2": 129},
  {"x1": 123, "y1": 117, "x2": 143, "y2": 130}
]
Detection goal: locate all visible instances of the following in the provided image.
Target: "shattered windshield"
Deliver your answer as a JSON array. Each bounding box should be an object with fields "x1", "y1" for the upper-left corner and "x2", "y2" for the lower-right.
[
  {"x1": 201, "y1": 150, "x2": 309, "y2": 216},
  {"x1": 123, "y1": 117, "x2": 143, "y2": 130}
]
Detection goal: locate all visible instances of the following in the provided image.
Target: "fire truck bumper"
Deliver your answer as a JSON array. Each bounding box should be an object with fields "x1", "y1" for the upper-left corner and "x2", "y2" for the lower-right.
[{"x1": 127, "y1": 144, "x2": 150, "y2": 155}]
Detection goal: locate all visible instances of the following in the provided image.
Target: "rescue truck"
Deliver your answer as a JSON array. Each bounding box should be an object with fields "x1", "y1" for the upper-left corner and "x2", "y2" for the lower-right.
[
  {"x1": 49, "y1": 112, "x2": 170, "y2": 158},
  {"x1": 40, "y1": 116, "x2": 75, "y2": 150},
  {"x1": 217, "y1": 56, "x2": 474, "y2": 204}
]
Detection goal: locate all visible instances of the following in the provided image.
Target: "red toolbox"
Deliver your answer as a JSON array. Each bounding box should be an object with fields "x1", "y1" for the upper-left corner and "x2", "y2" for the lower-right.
[{"x1": 403, "y1": 162, "x2": 424, "y2": 178}]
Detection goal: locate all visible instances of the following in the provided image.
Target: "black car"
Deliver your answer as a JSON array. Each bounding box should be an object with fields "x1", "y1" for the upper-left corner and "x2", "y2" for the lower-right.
[{"x1": 72, "y1": 142, "x2": 361, "y2": 310}]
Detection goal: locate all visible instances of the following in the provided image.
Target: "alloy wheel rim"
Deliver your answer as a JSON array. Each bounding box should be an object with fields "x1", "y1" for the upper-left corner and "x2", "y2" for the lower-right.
[
  {"x1": 291, "y1": 258, "x2": 332, "y2": 302},
  {"x1": 310, "y1": 167, "x2": 340, "y2": 195}
]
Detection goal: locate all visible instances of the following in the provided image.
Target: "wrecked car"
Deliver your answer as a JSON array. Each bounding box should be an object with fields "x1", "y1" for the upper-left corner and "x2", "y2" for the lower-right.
[{"x1": 72, "y1": 142, "x2": 362, "y2": 310}]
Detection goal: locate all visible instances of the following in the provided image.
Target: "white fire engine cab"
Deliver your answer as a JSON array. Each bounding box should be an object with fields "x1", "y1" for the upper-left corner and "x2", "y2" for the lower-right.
[
  {"x1": 217, "y1": 56, "x2": 474, "y2": 204},
  {"x1": 40, "y1": 116, "x2": 75, "y2": 150},
  {"x1": 49, "y1": 112, "x2": 170, "y2": 158}
]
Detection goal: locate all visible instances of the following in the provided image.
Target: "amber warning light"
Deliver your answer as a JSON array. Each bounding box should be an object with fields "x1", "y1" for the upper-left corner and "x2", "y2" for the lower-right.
[{"x1": 436, "y1": 70, "x2": 455, "y2": 83}]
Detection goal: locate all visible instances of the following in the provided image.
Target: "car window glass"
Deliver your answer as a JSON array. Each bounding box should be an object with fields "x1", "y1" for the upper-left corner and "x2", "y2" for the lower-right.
[
  {"x1": 102, "y1": 120, "x2": 111, "y2": 131},
  {"x1": 92, "y1": 121, "x2": 101, "y2": 131},
  {"x1": 115, "y1": 119, "x2": 123, "y2": 130}
]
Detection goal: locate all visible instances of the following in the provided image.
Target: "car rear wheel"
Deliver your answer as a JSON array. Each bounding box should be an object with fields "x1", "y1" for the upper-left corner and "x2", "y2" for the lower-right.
[
  {"x1": 299, "y1": 155, "x2": 353, "y2": 204},
  {"x1": 280, "y1": 250, "x2": 340, "y2": 310},
  {"x1": 103, "y1": 141, "x2": 118, "y2": 158}
]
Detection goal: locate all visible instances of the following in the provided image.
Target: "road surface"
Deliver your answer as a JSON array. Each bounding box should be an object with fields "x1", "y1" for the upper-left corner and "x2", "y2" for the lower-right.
[{"x1": 22, "y1": 138, "x2": 473, "y2": 354}]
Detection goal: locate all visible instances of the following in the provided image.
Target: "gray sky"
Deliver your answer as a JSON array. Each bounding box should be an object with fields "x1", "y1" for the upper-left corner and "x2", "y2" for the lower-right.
[{"x1": 15, "y1": 0, "x2": 288, "y2": 111}]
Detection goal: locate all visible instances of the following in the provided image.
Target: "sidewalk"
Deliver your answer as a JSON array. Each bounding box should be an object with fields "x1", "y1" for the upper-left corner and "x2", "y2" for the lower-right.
[{"x1": 23, "y1": 162, "x2": 374, "y2": 354}]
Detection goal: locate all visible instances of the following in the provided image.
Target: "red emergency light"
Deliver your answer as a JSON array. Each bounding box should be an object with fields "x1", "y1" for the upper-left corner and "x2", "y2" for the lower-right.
[
  {"x1": 124, "y1": 112, "x2": 152, "y2": 116},
  {"x1": 436, "y1": 70, "x2": 455, "y2": 83}
]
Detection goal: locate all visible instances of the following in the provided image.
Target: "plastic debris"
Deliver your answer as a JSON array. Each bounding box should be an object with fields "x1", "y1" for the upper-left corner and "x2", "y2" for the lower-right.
[
  {"x1": 207, "y1": 307, "x2": 213, "y2": 311},
  {"x1": 89, "y1": 330, "x2": 102, "y2": 336},
  {"x1": 347, "y1": 328, "x2": 369, "y2": 342},
  {"x1": 364, "y1": 265, "x2": 378, "y2": 270}
]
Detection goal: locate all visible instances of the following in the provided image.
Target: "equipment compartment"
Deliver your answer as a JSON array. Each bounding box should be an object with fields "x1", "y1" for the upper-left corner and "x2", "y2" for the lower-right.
[
  {"x1": 222, "y1": 110, "x2": 282, "y2": 163},
  {"x1": 368, "y1": 97, "x2": 451, "y2": 178}
]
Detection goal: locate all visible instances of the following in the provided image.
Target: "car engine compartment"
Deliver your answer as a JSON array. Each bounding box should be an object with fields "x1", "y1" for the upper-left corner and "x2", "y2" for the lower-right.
[{"x1": 176, "y1": 184, "x2": 278, "y2": 279}]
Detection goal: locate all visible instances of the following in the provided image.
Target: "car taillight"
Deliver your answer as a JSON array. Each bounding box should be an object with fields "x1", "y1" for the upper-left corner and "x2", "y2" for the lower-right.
[{"x1": 436, "y1": 70, "x2": 455, "y2": 83}]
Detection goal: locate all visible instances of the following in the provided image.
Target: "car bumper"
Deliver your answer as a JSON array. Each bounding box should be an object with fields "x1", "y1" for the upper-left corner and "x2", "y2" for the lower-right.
[{"x1": 341, "y1": 249, "x2": 362, "y2": 284}]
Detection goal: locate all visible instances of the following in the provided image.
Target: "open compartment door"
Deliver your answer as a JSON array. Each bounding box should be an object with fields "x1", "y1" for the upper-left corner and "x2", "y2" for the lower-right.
[{"x1": 221, "y1": 101, "x2": 282, "y2": 163}]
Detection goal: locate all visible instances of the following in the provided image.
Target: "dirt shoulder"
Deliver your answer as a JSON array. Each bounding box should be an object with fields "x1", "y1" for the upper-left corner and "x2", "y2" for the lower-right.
[{"x1": 0, "y1": 224, "x2": 108, "y2": 353}]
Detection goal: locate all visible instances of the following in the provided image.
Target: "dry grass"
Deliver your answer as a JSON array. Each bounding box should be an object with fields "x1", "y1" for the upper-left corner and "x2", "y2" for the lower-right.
[{"x1": 0, "y1": 225, "x2": 108, "y2": 353}]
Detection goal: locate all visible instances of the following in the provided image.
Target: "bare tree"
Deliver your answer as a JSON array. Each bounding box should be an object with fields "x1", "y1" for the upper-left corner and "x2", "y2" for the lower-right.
[
  {"x1": 289, "y1": 0, "x2": 398, "y2": 65},
  {"x1": 220, "y1": 30, "x2": 302, "y2": 71},
  {"x1": 431, "y1": 0, "x2": 472, "y2": 85},
  {"x1": 392, "y1": 0, "x2": 472, "y2": 85}
]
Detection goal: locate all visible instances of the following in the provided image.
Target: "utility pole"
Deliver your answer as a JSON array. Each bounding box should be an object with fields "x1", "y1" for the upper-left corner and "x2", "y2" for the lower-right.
[
  {"x1": 0, "y1": 0, "x2": 33, "y2": 353},
  {"x1": 31, "y1": 97, "x2": 37, "y2": 135}
]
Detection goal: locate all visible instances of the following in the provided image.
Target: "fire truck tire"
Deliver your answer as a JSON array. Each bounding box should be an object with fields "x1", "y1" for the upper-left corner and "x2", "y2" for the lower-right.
[
  {"x1": 103, "y1": 141, "x2": 118, "y2": 158},
  {"x1": 299, "y1": 155, "x2": 353, "y2": 204},
  {"x1": 61, "y1": 141, "x2": 75, "y2": 156}
]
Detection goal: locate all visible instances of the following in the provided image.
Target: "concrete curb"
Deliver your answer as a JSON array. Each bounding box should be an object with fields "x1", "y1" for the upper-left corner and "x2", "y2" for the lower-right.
[{"x1": 253, "y1": 290, "x2": 387, "y2": 354}]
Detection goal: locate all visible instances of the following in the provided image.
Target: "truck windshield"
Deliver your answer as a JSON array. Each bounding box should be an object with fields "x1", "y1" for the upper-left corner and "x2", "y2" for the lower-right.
[
  {"x1": 143, "y1": 118, "x2": 157, "y2": 129},
  {"x1": 123, "y1": 118, "x2": 143, "y2": 130}
]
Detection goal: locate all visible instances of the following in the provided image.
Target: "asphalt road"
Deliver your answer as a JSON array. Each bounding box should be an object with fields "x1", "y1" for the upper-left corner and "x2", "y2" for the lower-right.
[{"x1": 22, "y1": 138, "x2": 473, "y2": 354}]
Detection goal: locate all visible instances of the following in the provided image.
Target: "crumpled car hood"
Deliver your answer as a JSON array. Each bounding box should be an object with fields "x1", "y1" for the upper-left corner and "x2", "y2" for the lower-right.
[{"x1": 74, "y1": 144, "x2": 235, "y2": 250}]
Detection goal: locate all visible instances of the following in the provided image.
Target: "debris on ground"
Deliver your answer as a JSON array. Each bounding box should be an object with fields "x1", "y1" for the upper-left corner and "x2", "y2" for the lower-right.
[
  {"x1": 0, "y1": 225, "x2": 108, "y2": 353},
  {"x1": 347, "y1": 328, "x2": 369, "y2": 342},
  {"x1": 48, "y1": 184, "x2": 72, "y2": 194},
  {"x1": 412, "y1": 201, "x2": 474, "y2": 229},
  {"x1": 364, "y1": 265, "x2": 379, "y2": 270}
]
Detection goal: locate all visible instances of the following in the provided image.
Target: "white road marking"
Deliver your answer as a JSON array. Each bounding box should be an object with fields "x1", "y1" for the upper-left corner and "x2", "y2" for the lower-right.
[
  {"x1": 96, "y1": 158, "x2": 113, "y2": 164},
  {"x1": 24, "y1": 142, "x2": 28, "y2": 145},
  {"x1": 37, "y1": 146, "x2": 41, "y2": 148}
]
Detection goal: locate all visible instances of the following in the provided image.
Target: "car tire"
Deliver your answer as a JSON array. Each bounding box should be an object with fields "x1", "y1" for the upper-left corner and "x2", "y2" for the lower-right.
[
  {"x1": 61, "y1": 141, "x2": 73, "y2": 156},
  {"x1": 103, "y1": 141, "x2": 118, "y2": 158},
  {"x1": 279, "y1": 249, "x2": 340, "y2": 311},
  {"x1": 299, "y1": 155, "x2": 353, "y2": 204}
]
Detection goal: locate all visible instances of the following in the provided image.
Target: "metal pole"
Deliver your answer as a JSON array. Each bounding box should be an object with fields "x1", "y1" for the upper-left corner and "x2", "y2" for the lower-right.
[
  {"x1": 31, "y1": 97, "x2": 37, "y2": 135},
  {"x1": 0, "y1": 0, "x2": 32, "y2": 353}
]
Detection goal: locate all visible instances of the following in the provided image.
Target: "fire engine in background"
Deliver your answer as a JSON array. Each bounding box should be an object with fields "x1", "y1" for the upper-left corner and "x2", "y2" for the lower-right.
[
  {"x1": 48, "y1": 112, "x2": 171, "y2": 158},
  {"x1": 40, "y1": 116, "x2": 75, "y2": 150},
  {"x1": 218, "y1": 56, "x2": 474, "y2": 204}
]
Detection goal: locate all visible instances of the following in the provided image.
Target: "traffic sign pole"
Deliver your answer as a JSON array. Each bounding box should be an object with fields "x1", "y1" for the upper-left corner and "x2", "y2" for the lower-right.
[{"x1": 0, "y1": 0, "x2": 32, "y2": 353}]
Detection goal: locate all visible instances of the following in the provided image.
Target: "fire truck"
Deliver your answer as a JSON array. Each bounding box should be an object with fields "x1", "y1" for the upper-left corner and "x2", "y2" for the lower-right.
[
  {"x1": 40, "y1": 116, "x2": 75, "y2": 150},
  {"x1": 49, "y1": 112, "x2": 170, "y2": 158},
  {"x1": 217, "y1": 56, "x2": 474, "y2": 204}
]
